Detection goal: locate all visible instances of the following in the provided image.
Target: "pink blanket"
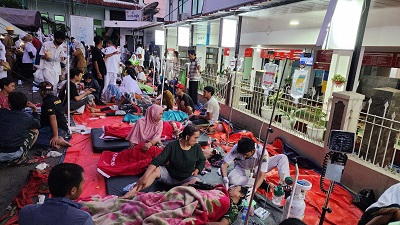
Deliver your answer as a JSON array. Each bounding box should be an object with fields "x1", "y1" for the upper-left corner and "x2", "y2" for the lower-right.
[{"x1": 81, "y1": 185, "x2": 230, "y2": 225}]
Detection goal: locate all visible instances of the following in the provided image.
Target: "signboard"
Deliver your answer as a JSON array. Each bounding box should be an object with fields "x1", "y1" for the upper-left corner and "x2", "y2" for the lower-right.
[
  {"x1": 260, "y1": 49, "x2": 303, "y2": 60},
  {"x1": 316, "y1": 50, "x2": 333, "y2": 63},
  {"x1": 362, "y1": 53, "x2": 394, "y2": 67},
  {"x1": 126, "y1": 10, "x2": 142, "y2": 21},
  {"x1": 244, "y1": 48, "x2": 253, "y2": 57},
  {"x1": 223, "y1": 48, "x2": 230, "y2": 56},
  {"x1": 70, "y1": 15, "x2": 94, "y2": 46},
  {"x1": 313, "y1": 62, "x2": 330, "y2": 71}
]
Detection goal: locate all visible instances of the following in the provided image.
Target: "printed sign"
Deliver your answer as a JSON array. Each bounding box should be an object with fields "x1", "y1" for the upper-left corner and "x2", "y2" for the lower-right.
[
  {"x1": 126, "y1": 10, "x2": 142, "y2": 21},
  {"x1": 224, "y1": 48, "x2": 230, "y2": 56},
  {"x1": 245, "y1": 48, "x2": 253, "y2": 57}
]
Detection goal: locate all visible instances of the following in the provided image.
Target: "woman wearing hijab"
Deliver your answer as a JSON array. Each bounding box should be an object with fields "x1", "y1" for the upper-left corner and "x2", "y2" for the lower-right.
[
  {"x1": 72, "y1": 41, "x2": 87, "y2": 73},
  {"x1": 97, "y1": 105, "x2": 165, "y2": 178},
  {"x1": 122, "y1": 124, "x2": 206, "y2": 198}
]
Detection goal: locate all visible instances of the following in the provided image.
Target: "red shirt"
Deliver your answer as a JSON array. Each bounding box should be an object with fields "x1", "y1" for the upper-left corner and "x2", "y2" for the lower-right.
[
  {"x1": 0, "y1": 92, "x2": 10, "y2": 109},
  {"x1": 32, "y1": 37, "x2": 42, "y2": 50}
]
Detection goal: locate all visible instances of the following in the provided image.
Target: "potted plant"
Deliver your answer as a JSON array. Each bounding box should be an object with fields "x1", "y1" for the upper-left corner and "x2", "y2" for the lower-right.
[
  {"x1": 261, "y1": 92, "x2": 282, "y2": 121},
  {"x1": 332, "y1": 74, "x2": 346, "y2": 87},
  {"x1": 279, "y1": 109, "x2": 295, "y2": 129},
  {"x1": 306, "y1": 109, "x2": 327, "y2": 141}
]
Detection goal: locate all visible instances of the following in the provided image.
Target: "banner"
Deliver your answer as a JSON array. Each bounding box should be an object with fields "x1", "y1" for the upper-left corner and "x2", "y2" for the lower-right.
[
  {"x1": 70, "y1": 15, "x2": 94, "y2": 46},
  {"x1": 126, "y1": 10, "x2": 142, "y2": 21}
]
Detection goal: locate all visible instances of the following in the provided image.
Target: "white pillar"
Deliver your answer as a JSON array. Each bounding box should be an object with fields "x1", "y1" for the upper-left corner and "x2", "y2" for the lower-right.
[{"x1": 323, "y1": 50, "x2": 353, "y2": 112}]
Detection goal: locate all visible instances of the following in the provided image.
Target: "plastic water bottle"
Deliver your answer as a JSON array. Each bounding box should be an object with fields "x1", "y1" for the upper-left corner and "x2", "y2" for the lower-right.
[
  {"x1": 122, "y1": 182, "x2": 136, "y2": 192},
  {"x1": 240, "y1": 206, "x2": 248, "y2": 224}
]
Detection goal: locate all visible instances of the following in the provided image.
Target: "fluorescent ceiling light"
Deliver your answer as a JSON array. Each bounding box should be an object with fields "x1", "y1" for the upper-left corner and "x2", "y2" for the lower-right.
[{"x1": 290, "y1": 21, "x2": 299, "y2": 25}]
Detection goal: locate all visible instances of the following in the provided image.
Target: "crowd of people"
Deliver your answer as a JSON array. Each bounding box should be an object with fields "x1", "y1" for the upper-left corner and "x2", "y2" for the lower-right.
[{"x1": 0, "y1": 29, "x2": 309, "y2": 225}]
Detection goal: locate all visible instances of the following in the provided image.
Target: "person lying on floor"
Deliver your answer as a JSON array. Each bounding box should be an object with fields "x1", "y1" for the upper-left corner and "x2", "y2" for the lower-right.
[
  {"x1": 190, "y1": 86, "x2": 220, "y2": 133},
  {"x1": 19, "y1": 163, "x2": 94, "y2": 225},
  {"x1": 154, "y1": 82, "x2": 174, "y2": 111},
  {"x1": 35, "y1": 82, "x2": 72, "y2": 149},
  {"x1": 175, "y1": 83, "x2": 194, "y2": 116},
  {"x1": 358, "y1": 183, "x2": 400, "y2": 225},
  {"x1": 122, "y1": 124, "x2": 206, "y2": 198},
  {"x1": 206, "y1": 185, "x2": 249, "y2": 225},
  {"x1": 0, "y1": 92, "x2": 40, "y2": 165},
  {"x1": 220, "y1": 137, "x2": 290, "y2": 192},
  {"x1": 58, "y1": 68, "x2": 95, "y2": 114},
  {"x1": 88, "y1": 93, "x2": 143, "y2": 117}
]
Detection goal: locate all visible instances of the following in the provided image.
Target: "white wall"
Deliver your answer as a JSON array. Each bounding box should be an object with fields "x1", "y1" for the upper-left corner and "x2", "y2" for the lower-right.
[
  {"x1": 240, "y1": 28, "x2": 320, "y2": 46},
  {"x1": 363, "y1": 26, "x2": 400, "y2": 47}
]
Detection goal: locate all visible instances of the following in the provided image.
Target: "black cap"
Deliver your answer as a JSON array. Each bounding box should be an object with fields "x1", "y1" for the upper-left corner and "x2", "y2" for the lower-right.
[{"x1": 38, "y1": 81, "x2": 53, "y2": 91}]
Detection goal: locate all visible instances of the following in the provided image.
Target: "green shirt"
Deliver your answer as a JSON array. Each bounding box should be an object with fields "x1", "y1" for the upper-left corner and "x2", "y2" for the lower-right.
[
  {"x1": 151, "y1": 140, "x2": 206, "y2": 180},
  {"x1": 223, "y1": 198, "x2": 243, "y2": 224}
]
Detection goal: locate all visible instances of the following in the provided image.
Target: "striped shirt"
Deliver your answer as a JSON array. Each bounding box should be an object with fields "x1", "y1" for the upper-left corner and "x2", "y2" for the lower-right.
[{"x1": 189, "y1": 58, "x2": 201, "y2": 81}]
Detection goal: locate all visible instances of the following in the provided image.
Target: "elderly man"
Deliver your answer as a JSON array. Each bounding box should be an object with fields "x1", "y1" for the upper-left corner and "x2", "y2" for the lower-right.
[{"x1": 3, "y1": 26, "x2": 15, "y2": 77}]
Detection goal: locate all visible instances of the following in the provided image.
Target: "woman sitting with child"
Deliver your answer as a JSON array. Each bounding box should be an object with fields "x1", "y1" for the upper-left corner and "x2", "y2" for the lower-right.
[{"x1": 122, "y1": 124, "x2": 206, "y2": 198}]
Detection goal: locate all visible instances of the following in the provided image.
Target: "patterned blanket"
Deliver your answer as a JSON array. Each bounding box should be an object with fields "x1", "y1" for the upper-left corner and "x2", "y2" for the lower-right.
[{"x1": 81, "y1": 185, "x2": 230, "y2": 225}]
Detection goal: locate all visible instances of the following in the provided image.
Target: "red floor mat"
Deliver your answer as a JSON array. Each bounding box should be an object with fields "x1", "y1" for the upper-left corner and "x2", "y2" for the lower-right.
[{"x1": 64, "y1": 109, "x2": 129, "y2": 199}]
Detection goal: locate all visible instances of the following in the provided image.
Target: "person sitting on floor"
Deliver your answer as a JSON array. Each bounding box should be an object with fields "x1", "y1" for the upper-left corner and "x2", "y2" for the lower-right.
[
  {"x1": 207, "y1": 185, "x2": 249, "y2": 225},
  {"x1": 35, "y1": 82, "x2": 72, "y2": 149},
  {"x1": 137, "y1": 66, "x2": 147, "y2": 83},
  {"x1": 119, "y1": 65, "x2": 142, "y2": 95},
  {"x1": 58, "y1": 68, "x2": 95, "y2": 114},
  {"x1": 82, "y1": 73, "x2": 104, "y2": 105},
  {"x1": 190, "y1": 86, "x2": 220, "y2": 127},
  {"x1": 88, "y1": 93, "x2": 142, "y2": 117},
  {"x1": 175, "y1": 83, "x2": 194, "y2": 116},
  {"x1": 358, "y1": 183, "x2": 400, "y2": 225},
  {"x1": 0, "y1": 92, "x2": 40, "y2": 164},
  {"x1": 124, "y1": 60, "x2": 137, "y2": 80},
  {"x1": 155, "y1": 82, "x2": 174, "y2": 111},
  {"x1": 220, "y1": 137, "x2": 290, "y2": 192},
  {"x1": 0, "y1": 77, "x2": 15, "y2": 109},
  {"x1": 97, "y1": 104, "x2": 165, "y2": 178},
  {"x1": 19, "y1": 163, "x2": 94, "y2": 225},
  {"x1": 122, "y1": 124, "x2": 206, "y2": 198}
]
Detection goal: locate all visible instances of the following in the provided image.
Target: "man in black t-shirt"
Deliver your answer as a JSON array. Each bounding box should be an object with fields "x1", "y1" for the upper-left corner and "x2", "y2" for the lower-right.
[
  {"x1": 35, "y1": 82, "x2": 72, "y2": 149},
  {"x1": 175, "y1": 83, "x2": 194, "y2": 115},
  {"x1": 91, "y1": 36, "x2": 106, "y2": 91}
]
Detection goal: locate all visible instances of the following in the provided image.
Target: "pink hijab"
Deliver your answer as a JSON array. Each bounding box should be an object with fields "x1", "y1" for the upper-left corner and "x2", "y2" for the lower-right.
[{"x1": 127, "y1": 104, "x2": 164, "y2": 145}]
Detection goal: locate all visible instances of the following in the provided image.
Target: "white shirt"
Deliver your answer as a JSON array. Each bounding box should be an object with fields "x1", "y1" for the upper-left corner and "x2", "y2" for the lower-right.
[
  {"x1": 22, "y1": 42, "x2": 37, "y2": 63},
  {"x1": 366, "y1": 183, "x2": 400, "y2": 211},
  {"x1": 204, "y1": 96, "x2": 220, "y2": 124},
  {"x1": 0, "y1": 40, "x2": 5, "y2": 61},
  {"x1": 137, "y1": 72, "x2": 146, "y2": 82},
  {"x1": 102, "y1": 46, "x2": 119, "y2": 73},
  {"x1": 135, "y1": 47, "x2": 144, "y2": 61},
  {"x1": 223, "y1": 143, "x2": 269, "y2": 172},
  {"x1": 39, "y1": 41, "x2": 67, "y2": 76},
  {"x1": 119, "y1": 75, "x2": 142, "y2": 95}
]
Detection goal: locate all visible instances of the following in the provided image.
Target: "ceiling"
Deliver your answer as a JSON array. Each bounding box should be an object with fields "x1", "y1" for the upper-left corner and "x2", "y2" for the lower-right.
[{"x1": 238, "y1": 0, "x2": 400, "y2": 33}]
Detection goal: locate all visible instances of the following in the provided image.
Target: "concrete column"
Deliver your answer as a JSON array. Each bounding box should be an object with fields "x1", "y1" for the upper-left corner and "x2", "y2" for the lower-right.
[
  {"x1": 105, "y1": 9, "x2": 110, "y2": 21},
  {"x1": 323, "y1": 50, "x2": 353, "y2": 113},
  {"x1": 231, "y1": 72, "x2": 243, "y2": 108},
  {"x1": 325, "y1": 91, "x2": 365, "y2": 149}
]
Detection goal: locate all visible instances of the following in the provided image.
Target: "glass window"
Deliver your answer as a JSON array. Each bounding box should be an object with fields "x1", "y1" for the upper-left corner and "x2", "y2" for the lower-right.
[
  {"x1": 94, "y1": 19, "x2": 102, "y2": 26},
  {"x1": 54, "y1": 15, "x2": 64, "y2": 22},
  {"x1": 192, "y1": 0, "x2": 203, "y2": 15}
]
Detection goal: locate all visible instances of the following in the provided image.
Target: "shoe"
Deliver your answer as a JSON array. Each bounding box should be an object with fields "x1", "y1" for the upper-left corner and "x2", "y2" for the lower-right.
[{"x1": 260, "y1": 180, "x2": 271, "y2": 193}]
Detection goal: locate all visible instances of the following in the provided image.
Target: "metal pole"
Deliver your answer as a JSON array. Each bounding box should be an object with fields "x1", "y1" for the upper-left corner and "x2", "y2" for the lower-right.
[
  {"x1": 346, "y1": 0, "x2": 371, "y2": 91},
  {"x1": 245, "y1": 58, "x2": 289, "y2": 224},
  {"x1": 319, "y1": 181, "x2": 335, "y2": 225},
  {"x1": 227, "y1": 16, "x2": 242, "y2": 141},
  {"x1": 67, "y1": 39, "x2": 71, "y2": 132}
]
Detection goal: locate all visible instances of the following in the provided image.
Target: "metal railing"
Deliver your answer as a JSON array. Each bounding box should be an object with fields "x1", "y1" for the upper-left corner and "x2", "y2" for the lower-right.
[
  {"x1": 199, "y1": 73, "x2": 229, "y2": 103},
  {"x1": 356, "y1": 99, "x2": 400, "y2": 170}
]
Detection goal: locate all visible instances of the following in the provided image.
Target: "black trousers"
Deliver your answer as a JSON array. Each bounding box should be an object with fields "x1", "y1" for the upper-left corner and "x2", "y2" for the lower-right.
[{"x1": 188, "y1": 81, "x2": 199, "y2": 105}]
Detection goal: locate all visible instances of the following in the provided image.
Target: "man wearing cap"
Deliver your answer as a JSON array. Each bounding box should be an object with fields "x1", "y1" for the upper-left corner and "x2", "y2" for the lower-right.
[
  {"x1": 35, "y1": 82, "x2": 72, "y2": 149},
  {"x1": 3, "y1": 26, "x2": 15, "y2": 77},
  {"x1": 175, "y1": 83, "x2": 194, "y2": 115}
]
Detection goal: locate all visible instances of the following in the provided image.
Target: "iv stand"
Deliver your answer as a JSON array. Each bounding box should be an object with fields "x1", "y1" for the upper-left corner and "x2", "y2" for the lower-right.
[{"x1": 244, "y1": 58, "x2": 289, "y2": 224}]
